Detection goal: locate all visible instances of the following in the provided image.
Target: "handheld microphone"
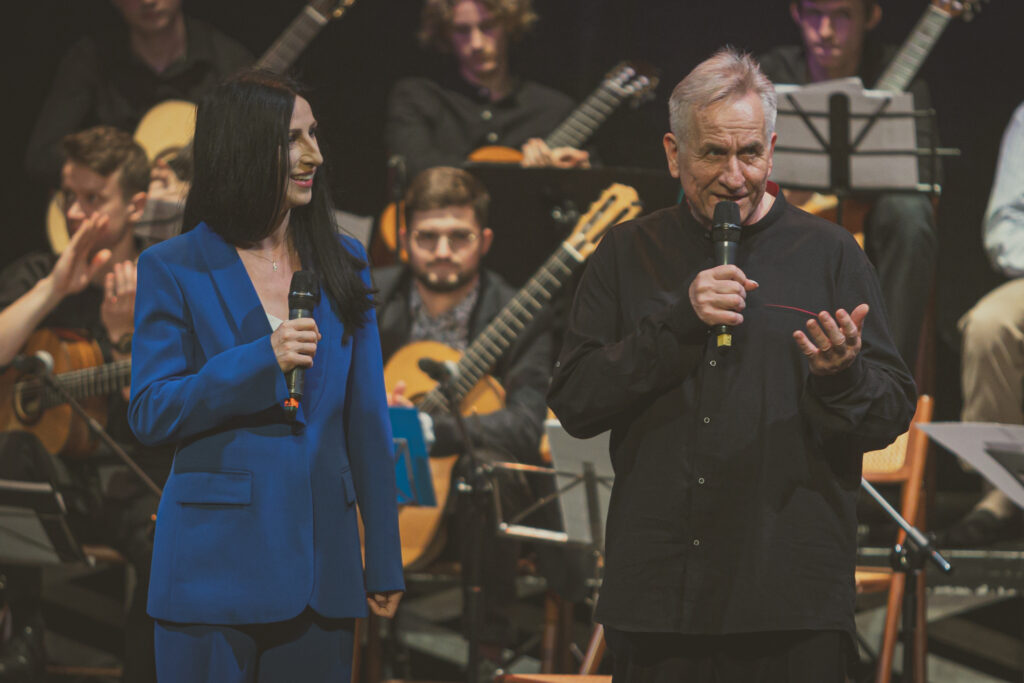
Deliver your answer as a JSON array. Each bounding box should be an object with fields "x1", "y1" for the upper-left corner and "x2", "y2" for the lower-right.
[
  {"x1": 711, "y1": 200, "x2": 742, "y2": 350},
  {"x1": 418, "y1": 357, "x2": 459, "y2": 384},
  {"x1": 284, "y1": 270, "x2": 320, "y2": 419},
  {"x1": 10, "y1": 351, "x2": 55, "y2": 374}
]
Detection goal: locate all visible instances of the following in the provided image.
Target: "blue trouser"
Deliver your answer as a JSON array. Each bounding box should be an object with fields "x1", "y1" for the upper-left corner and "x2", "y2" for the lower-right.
[{"x1": 154, "y1": 609, "x2": 354, "y2": 682}]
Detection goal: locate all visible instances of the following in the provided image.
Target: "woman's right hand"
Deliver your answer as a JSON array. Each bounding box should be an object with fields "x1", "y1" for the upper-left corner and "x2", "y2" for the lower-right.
[{"x1": 271, "y1": 318, "x2": 321, "y2": 373}]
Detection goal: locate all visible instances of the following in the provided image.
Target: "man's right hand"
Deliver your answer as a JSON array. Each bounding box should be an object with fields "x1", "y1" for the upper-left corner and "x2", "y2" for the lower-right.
[
  {"x1": 271, "y1": 318, "x2": 321, "y2": 373},
  {"x1": 688, "y1": 264, "x2": 759, "y2": 327},
  {"x1": 44, "y1": 213, "x2": 112, "y2": 301}
]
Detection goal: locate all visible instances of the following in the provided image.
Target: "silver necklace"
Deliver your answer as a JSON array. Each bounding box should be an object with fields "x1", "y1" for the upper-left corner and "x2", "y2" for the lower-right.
[{"x1": 244, "y1": 249, "x2": 284, "y2": 272}]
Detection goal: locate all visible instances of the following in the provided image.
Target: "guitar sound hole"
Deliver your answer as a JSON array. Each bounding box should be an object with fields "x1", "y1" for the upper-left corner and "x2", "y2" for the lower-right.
[{"x1": 13, "y1": 379, "x2": 44, "y2": 424}]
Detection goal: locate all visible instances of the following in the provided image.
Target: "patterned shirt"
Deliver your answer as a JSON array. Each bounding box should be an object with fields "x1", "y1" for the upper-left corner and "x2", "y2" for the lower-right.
[{"x1": 408, "y1": 281, "x2": 480, "y2": 351}]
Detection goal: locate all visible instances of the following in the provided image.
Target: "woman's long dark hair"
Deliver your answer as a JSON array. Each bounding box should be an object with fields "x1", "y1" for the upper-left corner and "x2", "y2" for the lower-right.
[{"x1": 183, "y1": 69, "x2": 373, "y2": 331}]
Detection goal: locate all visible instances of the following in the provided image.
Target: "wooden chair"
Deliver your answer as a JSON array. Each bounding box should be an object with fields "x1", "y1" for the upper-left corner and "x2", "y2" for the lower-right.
[{"x1": 855, "y1": 394, "x2": 933, "y2": 683}]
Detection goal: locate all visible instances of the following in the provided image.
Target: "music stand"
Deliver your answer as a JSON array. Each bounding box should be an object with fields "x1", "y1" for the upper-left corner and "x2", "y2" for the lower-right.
[
  {"x1": 0, "y1": 477, "x2": 84, "y2": 565},
  {"x1": 918, "y1": 422, "x2": 1024, "y2": 511},
  {"x1": 464, "y1": 164, "x2": 679, "y2": 287},
  {"x1": 772, "y1": 78, "x2": 952, "y2": 228}
]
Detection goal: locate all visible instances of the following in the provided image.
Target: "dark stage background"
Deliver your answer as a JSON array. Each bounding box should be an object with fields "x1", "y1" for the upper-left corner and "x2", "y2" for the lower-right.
[{"x1": 4, "y1": 0, "x2": 1024, "y2": 487}]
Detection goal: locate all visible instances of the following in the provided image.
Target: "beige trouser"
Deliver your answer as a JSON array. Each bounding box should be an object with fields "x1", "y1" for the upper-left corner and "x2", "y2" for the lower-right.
[{"x1": 958, "y1": 277, "x2": 1024, "y2": 517}]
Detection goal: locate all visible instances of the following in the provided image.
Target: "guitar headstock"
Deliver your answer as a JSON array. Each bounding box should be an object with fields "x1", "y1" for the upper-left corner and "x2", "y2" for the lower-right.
[
  {"x1": 932, "y1": 0, "x2": 985, "y2": 21},
  {"x1": 567, "y1": 184, "x2": 643, "y2": 259},
  {"x1": 604, "y1": 61, "x2": 661, "y2": 108},
  {"x1": 311, "y1": 0, "x2": 359, "y2": 20}
]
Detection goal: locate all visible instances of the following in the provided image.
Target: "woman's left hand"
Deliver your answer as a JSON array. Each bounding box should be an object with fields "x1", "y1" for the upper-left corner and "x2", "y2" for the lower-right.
[{"x1": 367, "y1": 590, "x2": 403, "y2": 618}]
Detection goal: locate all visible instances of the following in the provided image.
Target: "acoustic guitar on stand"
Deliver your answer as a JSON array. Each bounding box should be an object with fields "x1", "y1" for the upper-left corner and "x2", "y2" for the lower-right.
[
  {"x1": 383, "y1": 183, "x2": 642, "y2": 570},
  {"x1": 377, "y1": 61, "x2": 659, "y2": 257}
]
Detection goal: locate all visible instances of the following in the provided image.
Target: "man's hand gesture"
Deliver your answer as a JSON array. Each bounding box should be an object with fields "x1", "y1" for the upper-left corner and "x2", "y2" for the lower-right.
[{"x1": 793, "y1": 304, "x2": 869, "y2": 375}]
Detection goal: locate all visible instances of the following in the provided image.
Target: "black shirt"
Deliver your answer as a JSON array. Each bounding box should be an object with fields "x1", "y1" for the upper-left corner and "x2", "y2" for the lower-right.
[
  {"x1": 26, "y1": 17, "x2": 253, "y2": 186},
  {"x1": 547, "y1": 189, "x2": 915, "y2": 638},
  {"x1": 385, "y1": 73, "x2": 577, "y2": 179}
]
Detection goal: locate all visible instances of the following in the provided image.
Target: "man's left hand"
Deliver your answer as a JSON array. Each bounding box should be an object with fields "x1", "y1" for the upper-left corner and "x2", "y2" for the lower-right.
[
  {"x1": 520, "y1": 138, "x2": 590, "y2": 168},
  {"x1": 367, "y1": 590, "x2": 403, "y2": 618},
  {"x1": 792, "y1": 304, "x2": 869, "y2": 375}
]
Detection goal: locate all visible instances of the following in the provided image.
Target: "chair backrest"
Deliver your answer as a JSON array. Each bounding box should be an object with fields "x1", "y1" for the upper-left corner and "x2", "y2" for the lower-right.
[{"x1": 863, "y1": 394, "x2": 933, "y2": 531}]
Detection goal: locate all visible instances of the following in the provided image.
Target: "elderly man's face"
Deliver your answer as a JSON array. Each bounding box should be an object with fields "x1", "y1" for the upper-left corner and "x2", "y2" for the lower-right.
[{"x1": 663, "y1": 92, "x2": 776, "y2": 228}]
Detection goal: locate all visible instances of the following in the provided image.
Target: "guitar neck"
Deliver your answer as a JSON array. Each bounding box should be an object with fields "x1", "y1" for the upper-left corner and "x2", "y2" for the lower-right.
[
  {"x1": 875, "y1": 4, "x2": 954, "y2": 93},
  {"x1": 546, "y1": 81, "x2": 629, "y2": 149},
  {"x1": 29, "y1": 360, "x2": 133, "y2": 410},
  {"x1": 417, "y1": 243, "x2": 583, "y2": 413},
  {"x1": 256, "y1": 4, "x2": 333, "y2": 73}
]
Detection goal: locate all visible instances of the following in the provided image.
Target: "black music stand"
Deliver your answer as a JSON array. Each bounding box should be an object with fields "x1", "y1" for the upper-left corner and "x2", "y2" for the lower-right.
[
  {"x1": 772, "y1": 79, "x2": 955, "y2": 229},
  {"x1": 0, "y1": 477, "x2": 84, "y2": 565},
  {"x1": 464, "y1": 164, "x2": 678, "y2": 287}
]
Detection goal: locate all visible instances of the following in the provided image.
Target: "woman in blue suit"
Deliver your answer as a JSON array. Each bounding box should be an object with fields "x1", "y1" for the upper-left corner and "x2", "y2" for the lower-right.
[{"x1": 128, "y1": 71, "x2": 404, "y2": 681}]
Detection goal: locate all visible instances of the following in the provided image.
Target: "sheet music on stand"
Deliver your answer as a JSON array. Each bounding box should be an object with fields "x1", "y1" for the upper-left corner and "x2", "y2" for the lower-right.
[
  {"x1": 491, "y1": 420, "x2": 613, "y2": 549},
  {"x1": 772, "y1": 77, "x2": 937, "y2": 192},
  {"x1": 918, "y1": 422, "x2": 1024, "y2": 510}
]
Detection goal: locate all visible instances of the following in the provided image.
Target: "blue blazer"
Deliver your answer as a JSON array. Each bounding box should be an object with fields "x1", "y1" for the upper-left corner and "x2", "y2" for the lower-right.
[{"x1": 128, "y1": 222, "x2": 404, "y2": 625}]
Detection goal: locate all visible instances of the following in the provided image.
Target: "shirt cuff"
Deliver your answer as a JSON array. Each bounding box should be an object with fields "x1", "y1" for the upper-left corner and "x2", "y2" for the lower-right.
[{"x1": 809, "y1": 355, "x2": 866, "y2": 397}]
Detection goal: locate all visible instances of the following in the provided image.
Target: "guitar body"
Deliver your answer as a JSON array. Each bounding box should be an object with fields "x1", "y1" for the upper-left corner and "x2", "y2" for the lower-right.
[
  {"x1": 797, "y1": 193, "x2": 870, "y2": 247},
  {"x1": 383, "y1": 340, "x2": 505, "y2": 570},
  {"x1": 466, "y1": 145, "x2": 526, "y2": 164},
  {"x1": 0, "y1": 329, "x2": 107, "y2": 458}
]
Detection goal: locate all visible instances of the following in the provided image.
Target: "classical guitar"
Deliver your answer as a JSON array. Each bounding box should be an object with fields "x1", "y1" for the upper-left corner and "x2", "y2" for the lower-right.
[
  {"x1": 383, "y1": 183, "x2": 642, "y2": 570},
  {"x1": 377, "y1": 61, "x2": 659, "y2": 256},
  {"x1": 1, "y1": 329, "x2": 131, "y2": 460},
  {"x1": 798, "y1": 0, "x2": 984, "y2": 233},
  {"x1": 46, "y1": 0, "x2": 360, "y2": 254}
]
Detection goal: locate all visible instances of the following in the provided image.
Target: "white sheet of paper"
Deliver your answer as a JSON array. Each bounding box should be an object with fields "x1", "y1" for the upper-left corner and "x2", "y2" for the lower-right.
[
  {"x1": 773, "y1": 79, "x2": 920, "y2": 191},
  {"x1": 918, "y1": 422, "x2": 1024, "y2": 510}
]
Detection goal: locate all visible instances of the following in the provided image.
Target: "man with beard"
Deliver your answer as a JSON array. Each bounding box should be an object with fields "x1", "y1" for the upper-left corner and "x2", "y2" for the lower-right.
[{"x1": 373, "y1": 166, "x2": 553, "y2": 652}]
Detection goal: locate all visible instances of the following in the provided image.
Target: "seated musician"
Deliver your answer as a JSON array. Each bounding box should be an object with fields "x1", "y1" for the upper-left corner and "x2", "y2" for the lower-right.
[
  {"x1": 374, "y1": 166, "x2": 554, "y2": 649},
  {"x1": 0, "y1": 126, "x2": 164, "y2": 682},
  {"x1": 758, "y1": 0, "x2": 938, "y2": 370},
  {"x1": 386, "y1": 0, "x2": 590, "y2": 180},
  {"x1": 25, "y1": 0, "x2": 252, "y2": 189}
]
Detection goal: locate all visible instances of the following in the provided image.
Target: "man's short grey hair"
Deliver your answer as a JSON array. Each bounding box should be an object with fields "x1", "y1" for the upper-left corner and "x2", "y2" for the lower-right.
[{"x1": 668, "y1": 46, "x2": 777, "y2": 148}]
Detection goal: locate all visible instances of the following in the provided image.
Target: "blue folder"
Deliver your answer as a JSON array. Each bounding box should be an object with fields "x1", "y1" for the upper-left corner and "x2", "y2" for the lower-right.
[{"x1": 390, "y1": 406, "x2": 437, "y2": 507}]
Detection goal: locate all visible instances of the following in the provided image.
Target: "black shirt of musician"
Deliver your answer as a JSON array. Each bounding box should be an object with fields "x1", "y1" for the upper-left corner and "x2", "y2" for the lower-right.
[
  {"x1": 547, "y1": 187, "x2": 915, "y2": 640},
  {"x1": 26, "y1": 17, "x2": 253, "y2": 186},
  {"x1": 386, "y1": 72, "x2": 576, "y2": 180}
]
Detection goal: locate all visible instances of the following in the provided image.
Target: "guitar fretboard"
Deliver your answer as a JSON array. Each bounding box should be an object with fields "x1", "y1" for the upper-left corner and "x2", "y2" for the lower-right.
[
  {"x1": 16, "y1": 360, "x2": 132, "y2": 411},
  {"x1": 546, "y1": 65, "x2": 653, "y2": 150},
  {"x1": 875, "y1": 4, "x2": 953, "y2": 93},
  {"x1": 417, "y1": 244, "x2": 584, "y2": 414},
  {"x1": 257, "y1": 5, "x2": 331, "y2": 74}
]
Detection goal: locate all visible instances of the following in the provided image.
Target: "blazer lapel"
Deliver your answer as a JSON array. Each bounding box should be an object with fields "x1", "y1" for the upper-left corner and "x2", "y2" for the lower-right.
[{"x1": 195, "y1": 222, "x2": 272, "y2": 345}]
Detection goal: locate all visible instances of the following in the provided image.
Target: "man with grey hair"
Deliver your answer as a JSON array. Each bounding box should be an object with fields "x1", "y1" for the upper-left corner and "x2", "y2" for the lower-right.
[{"x1": 548, "y1": 47, "x2": 914, "y2": 681}]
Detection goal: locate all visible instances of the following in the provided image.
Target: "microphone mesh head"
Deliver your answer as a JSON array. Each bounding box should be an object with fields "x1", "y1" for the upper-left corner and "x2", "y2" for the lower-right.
[
  {"x1": 713, "y1": 200, "x2": 741, "y2": 226},
  {"x1": 288, "y1": 270, "x2": 320, "y2": 308}
]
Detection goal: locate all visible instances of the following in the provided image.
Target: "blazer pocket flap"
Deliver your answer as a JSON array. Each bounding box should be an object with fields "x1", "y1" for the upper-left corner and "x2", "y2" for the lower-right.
[
  {"x1": 176, "y1": 470, "x2": 253, "y2": 505},
  {"x1": 341, "y1": 469, "x2": 356, "y2": 506}
]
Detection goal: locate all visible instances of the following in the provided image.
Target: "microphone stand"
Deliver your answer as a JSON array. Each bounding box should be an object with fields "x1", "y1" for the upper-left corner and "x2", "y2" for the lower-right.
[
  {"x1": 861, "y1": 478, "x2": 951, "y2": 681},
  {"x1": 35, "y1": 365, "x2": 163, "y2": 500},
  {"x1": 434, "y1": 370, "x2": 491, "y2": 683}
]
